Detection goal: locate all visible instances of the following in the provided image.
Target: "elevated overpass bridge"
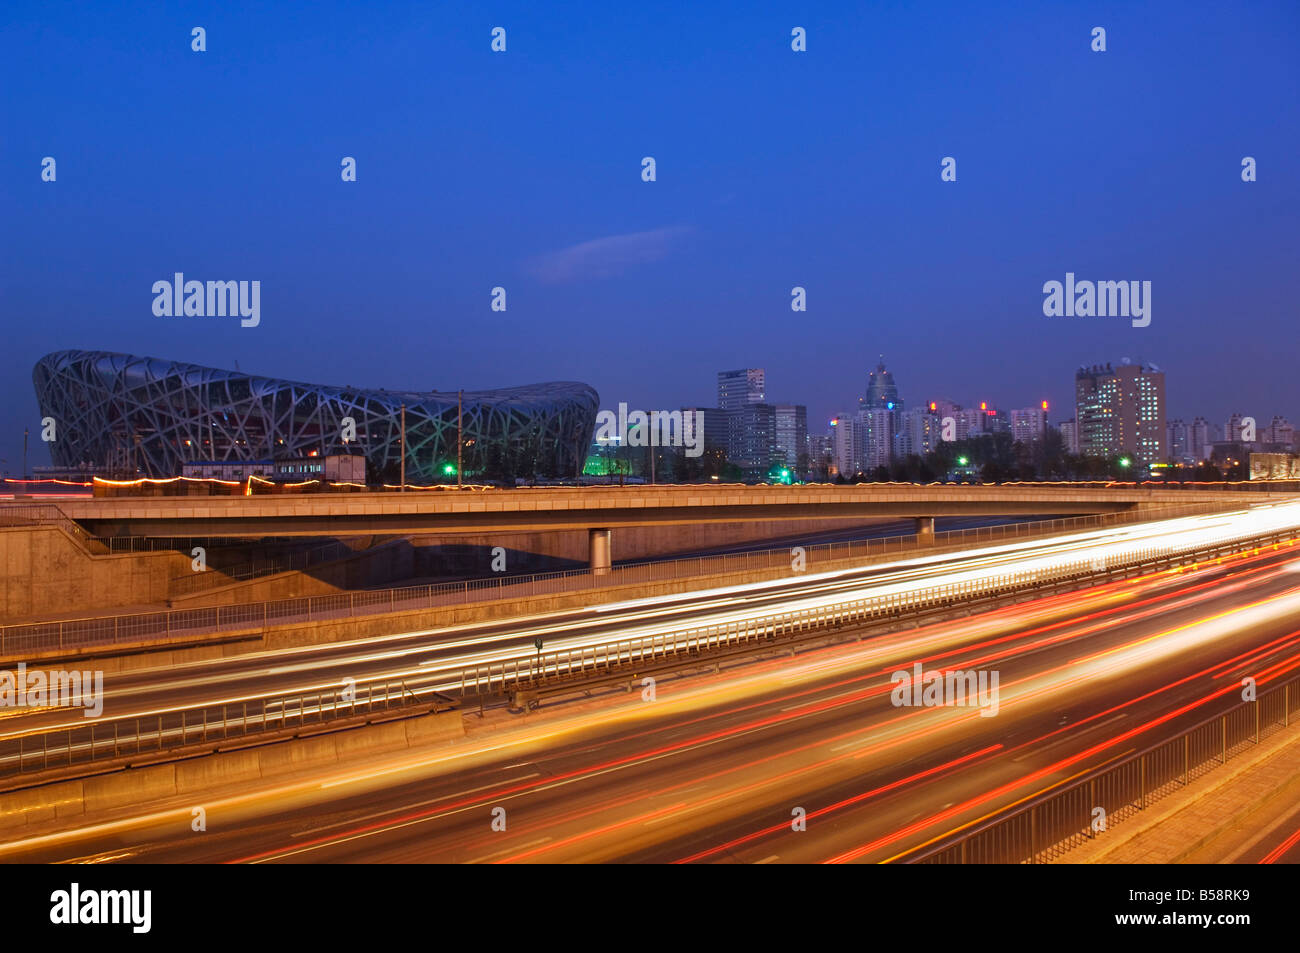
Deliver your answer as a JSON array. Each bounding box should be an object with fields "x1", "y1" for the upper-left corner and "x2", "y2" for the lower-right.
[{"x1": 37, "y1": 484, "x2": 1285, "y2": 571}]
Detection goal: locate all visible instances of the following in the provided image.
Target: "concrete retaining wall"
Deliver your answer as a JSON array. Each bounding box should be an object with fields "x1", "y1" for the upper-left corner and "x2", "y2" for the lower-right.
[
  {"x1": 172, "y1": 537, "x2": 419, "y2": 608},
  {"x1": 0, "y1": 708, "x2": 464, "y2": 831},
  {"x1": 170, "y1": 516, "x2": 890, "y2": 608},
  {"x1": 0, "y1": 526, "x2": 191, "y2": 621},
  {"x1": 408, "y1": 516, "x2": 892, "y2": 574}
]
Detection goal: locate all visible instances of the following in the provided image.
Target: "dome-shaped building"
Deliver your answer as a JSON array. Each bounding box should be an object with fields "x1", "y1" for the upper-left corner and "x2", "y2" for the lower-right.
[{"x1": 32, "y1": 350, "x2": 599, "y2": 483}]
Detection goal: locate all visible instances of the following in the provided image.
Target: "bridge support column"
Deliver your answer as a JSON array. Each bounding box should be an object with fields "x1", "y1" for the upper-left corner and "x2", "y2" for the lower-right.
[
  {"x1": 915, "y1": 517, "x2": 935, "y2": 545},
  {"x1": 589, "y1": 528, "x2": 612, "y2": 575}
]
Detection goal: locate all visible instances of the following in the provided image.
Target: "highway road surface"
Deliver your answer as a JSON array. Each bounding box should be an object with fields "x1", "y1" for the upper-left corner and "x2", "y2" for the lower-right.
[
  {"x1": 3, "y1": 515, "x2": 1299, "y2": 863},
  {"x1": 2, "y1": 502, "x2": 1296, "y2": 748}
]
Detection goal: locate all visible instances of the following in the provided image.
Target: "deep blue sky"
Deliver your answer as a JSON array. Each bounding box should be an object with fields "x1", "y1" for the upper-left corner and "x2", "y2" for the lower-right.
[{"x1": 2, "y1": 0, "x2": 1297, "y2": 473}]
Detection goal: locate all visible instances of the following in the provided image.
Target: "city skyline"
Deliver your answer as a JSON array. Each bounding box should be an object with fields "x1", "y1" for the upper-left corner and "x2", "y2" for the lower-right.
[
  {"x1": 4, "y1": 0, "x2": 1298, "y2": 473},
  {"x1": 3, "y1": 0, "x2": 1299, "y2": 893},
  {"x1": 14, "y1": 346, "x2": 1299, "y2": 480}
]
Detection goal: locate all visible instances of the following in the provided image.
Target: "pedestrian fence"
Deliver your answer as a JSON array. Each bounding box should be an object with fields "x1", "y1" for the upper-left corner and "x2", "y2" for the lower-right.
[
  {"x1": 0, "y1": 679, "x2": 420, "y2": 779},
  {"x1": 906, "y1": 674, "x2": 1300, "y2": 864}
]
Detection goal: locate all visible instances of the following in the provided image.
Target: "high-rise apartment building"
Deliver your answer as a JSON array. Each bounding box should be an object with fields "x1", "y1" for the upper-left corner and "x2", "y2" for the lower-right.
[
  {"x1": 955, "y1": 407, "x2": 985, "y2": 441},
  {"x1": 830, "y1": 414, "x2": 859, "y2": 478},
  {"x1": 928, "y1": 399, "x2": 961, "y2": 419},
  {"x1": 982, "y1": 406, "x2": 1010, "y2": 436},
  {"x1": 1059, "y1": 418, "x2": 1079, "y2": 454},
  {"x1": 859, "y1": 407, "x2": 895, "y2": 472},
  {"x1": 1074, "y1": 362, "x2": 1167, "y2": 467},
  {"x1": 1010, "y1": 404, "x2": 1049, "y2": 444},
  {"x1": 1225, "y1": 412, "x2": 1251, "y2": 446},
  {"x1": 1189, "y1": 417, "x2": 1211, "y2": 462},
  {"x1": 1263, "y1": 416, "x2": 1295, "y2": 451},
  {"x1": 899, "y1": 407, "x2": 941, "y2": 457}
]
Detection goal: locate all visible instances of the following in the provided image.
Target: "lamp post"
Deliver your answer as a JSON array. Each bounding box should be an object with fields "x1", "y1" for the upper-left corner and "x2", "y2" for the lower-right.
[{"x1": 457, "y1": 390, "x2": 463, "y2": 489}]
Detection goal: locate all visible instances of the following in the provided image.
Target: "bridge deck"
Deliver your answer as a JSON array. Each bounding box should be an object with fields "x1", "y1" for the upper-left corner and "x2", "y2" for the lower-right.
[{"x1": 24, "y1": 484, "x2": 1276, "y2": 538}]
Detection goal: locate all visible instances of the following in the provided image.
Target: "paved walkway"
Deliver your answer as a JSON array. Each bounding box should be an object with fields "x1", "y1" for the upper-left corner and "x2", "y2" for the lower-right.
[
  {"x1": 0, "y1": 602, "x2": 168, "y2": 626},
  {"x1": 1057, "y1": 721, "x2": 1300, "y2": 863}
]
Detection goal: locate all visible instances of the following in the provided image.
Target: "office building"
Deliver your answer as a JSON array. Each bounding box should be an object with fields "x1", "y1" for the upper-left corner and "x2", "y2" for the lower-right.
[
  {"x1": 680, "y1": 407, "x2": 731, "y2": 456},
  {"x1": 773, "y1": 404, "x2": 808, "y2": 470},
  {"x1": 808, "y1": 432, "x2": 834, "y2": 480},
  {"x1": 717, "y1": 368, "x2": 766, "y2": 410},
  {"x1": 862, "y1": 359, "x2": 902, "y2": 412},
  {"x1": 1166, "y1": 418, "x2": 1190, "y2": 463},
  {"x1": 731, "y1": 403, "x2": 777, "y2": 479}
]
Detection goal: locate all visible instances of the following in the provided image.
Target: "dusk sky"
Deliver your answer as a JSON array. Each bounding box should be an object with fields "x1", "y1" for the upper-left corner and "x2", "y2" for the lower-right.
[{"x1": 2, "y1": 0, "x2": 1297, "y2": 473}]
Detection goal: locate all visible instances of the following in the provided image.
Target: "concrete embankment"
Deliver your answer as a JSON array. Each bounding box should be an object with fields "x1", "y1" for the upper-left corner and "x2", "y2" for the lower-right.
[{"x1": 0, "y1": 708, "x2": 464, "y2": 832}]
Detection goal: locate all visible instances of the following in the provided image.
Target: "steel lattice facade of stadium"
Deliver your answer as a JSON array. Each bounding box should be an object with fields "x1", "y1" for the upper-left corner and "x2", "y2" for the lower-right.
[{"x1": 33, "y1": 350, "x2": 599, "y2": 482}]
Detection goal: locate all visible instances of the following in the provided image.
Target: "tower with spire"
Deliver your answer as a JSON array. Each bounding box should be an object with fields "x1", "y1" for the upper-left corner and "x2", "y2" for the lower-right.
[
  {"x1": 862, "y1": 355, "x2": 902, "y2": 411},
  {"x1": 855, "y1": 356, "x2": 904, "y2": 471}
]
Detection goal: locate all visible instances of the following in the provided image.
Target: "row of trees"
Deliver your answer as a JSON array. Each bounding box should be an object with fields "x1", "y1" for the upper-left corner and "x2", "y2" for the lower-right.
[
  {"x1": 815, "y1": 431, "x2": 1248, "y2": 483},
  {"x1": 375, "y1": 430, "x2": 1250, "y2": 486},
  {"x1": 589, "y1": 431, "x2": 1250, "y2": 484}
]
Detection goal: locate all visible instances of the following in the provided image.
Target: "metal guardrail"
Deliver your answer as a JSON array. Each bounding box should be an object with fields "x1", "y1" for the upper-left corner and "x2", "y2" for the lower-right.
[
  {"x1": 0, "y1": 680, "x2": 423, "y2": 779},
  {"x1": 101, "y1": 536, "x2": 240, "y2": 555},
  {"x1": 0, "y1": 503, "x2": 109, "y2": 555},
  {"x1": 455, "y1": 529, "x2": 1298, "y2": 700},
  {"x1": 457, "y1": 580, "x2": 1002, "y2": 697},
  {"x1": 0, "y1": 526, "x2": 1294, "y2": 783},
  {"x1": 904, "y1": 673, "x2": 1300, "y2": 864},
  {"x1": 0, "y1": 503, "x2": 337, "y2": 560},
  {"x1": 0, "y1": 507, "x2": 271, "y2": 559},
  {"x1": 0, "y1": 574, "x2": 1073, "y2": 781},
  {"x1": 0, "y1": 501, "x2": 1235, "y2": 657}
]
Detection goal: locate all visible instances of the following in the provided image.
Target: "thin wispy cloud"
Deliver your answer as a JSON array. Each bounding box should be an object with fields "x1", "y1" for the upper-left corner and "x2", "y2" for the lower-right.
[{"x1": 527, "y1": 226, "x2": 692, "y2": 283}]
